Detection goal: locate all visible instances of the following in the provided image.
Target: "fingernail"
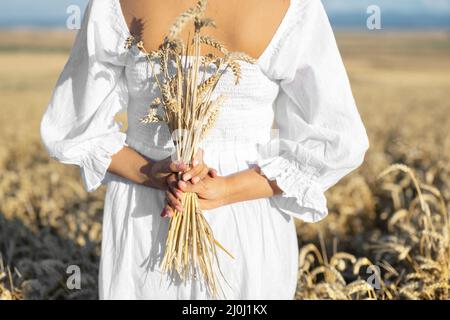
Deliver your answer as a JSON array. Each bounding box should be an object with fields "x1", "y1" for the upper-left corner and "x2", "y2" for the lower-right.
[
  {"x1": 183, "y1": 173, "x2": 191, "y2": 181},
  {"x1": 176, "y1": 205, "x2": 184, "y2": 212},
  {"x1": 193, "y1": 159, "x2": 199, "y2": 167},
  {"x1": 192, "y1": 176, "x2": 200, "y2": 184},
  {"x1": 179, "y1": 181, "x2": 186, "y2": 189},
  {"x1": 177, "y1": 191, "x2": 183, "y2": 199}
]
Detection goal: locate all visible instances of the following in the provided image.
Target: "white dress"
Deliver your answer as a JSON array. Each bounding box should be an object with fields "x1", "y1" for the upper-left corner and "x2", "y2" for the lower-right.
[{"x1": 40, "y1": 0, "x2": 369, "y2": 300}]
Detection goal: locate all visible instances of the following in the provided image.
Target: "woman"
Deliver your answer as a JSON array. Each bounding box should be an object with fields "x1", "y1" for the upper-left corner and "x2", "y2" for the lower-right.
[{"x1": 40, "y1": 0, "x2": 369, "y2": 299}]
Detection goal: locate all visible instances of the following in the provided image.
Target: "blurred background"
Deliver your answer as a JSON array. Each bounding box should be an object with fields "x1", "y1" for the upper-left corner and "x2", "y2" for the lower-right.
[
  {"x1": 1, "y1": 0, "x2": 450, "y2": 29},
  {"x1": 0, "y1": 0, "x2": 449, "y2": 300}
]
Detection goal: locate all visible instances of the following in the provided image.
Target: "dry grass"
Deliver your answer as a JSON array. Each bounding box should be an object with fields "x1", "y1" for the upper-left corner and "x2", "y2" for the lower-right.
[{"x1": 0, "y1": 30, "x2": 449, "y2": 300}]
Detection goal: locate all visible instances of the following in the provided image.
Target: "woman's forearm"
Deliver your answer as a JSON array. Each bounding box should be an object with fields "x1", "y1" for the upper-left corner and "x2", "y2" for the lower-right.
[
  {"x1": 224, "y1": 166, "x2": 283, "y2": 205},
  {"x1": 108, "y1": 146, "x2": 156, "y2": 188}
]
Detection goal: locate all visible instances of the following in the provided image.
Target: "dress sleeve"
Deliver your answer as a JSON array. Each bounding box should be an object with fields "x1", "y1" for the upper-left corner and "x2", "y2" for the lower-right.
[
  {"x1": 256, "y1": 0, "x2": 370, "y2": 222},
  {"x1": 40, "y1": 0, "x2": 130, "y2": 192}
]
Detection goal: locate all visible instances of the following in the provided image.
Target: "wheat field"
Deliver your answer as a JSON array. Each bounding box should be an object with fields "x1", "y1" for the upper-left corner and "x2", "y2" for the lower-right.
[{"x1": 0, "y1": 30, "x2": 449, "y2": 300}]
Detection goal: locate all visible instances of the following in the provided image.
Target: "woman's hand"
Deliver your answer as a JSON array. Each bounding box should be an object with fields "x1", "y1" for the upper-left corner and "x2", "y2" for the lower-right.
[
  {"x1": 109, "y1": 146, "x2": 218, "y2": 216},
  {"x1": 162, "y1": 174, "x2": 229, "y2": 218},
  {"x1": 145, "y1": 148, "x2": 215, "y2": 190}
]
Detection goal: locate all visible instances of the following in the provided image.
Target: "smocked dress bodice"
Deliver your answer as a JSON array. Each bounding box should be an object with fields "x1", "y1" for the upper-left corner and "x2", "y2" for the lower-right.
[{"x1": 124, "y1": 51, "x2": 280, "y2": 162}]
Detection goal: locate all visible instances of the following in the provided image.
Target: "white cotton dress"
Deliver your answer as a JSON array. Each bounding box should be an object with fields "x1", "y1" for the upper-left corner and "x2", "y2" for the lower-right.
[{"x1": 40, "y1": 0, "x2": 369, "y2": 300}]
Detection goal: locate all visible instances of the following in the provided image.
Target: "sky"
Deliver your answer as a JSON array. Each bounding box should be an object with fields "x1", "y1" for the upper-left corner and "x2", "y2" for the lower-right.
[{"x1": 0, "y1": 0, "x2": 450, "y2": 29}]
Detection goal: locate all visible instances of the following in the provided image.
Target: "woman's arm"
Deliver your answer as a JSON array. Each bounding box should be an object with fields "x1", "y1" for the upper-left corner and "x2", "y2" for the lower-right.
[
  {"x1": 108, "y1": 146, "x2": 171, "y2": 190},
  {"x1": 223, "y1": 167, "x2": 283, "y2": 204},
  {"x1": 162, "y1": 167, "x2": 282, "y2": 217}
]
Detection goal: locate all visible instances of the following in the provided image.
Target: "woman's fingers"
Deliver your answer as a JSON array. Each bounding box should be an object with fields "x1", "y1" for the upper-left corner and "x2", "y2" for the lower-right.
[
  {"x1": 177, "y1": 180, "x2": 201, "y2": 193},
  {"x1": 162, "y1": 157, "x2": 187, "y2": 174},
  {"x1": 182, "y1": 163, "x2": 205, "y2": 182},
  {"x1": 181, "y1": 164, "x2": 217, "y2": 184},
  {"x1": 167, "y1": 174, "x2": 183, "y2": 200},
  {"x1": 161, "y1": 204, "x2": 175, "y2": 218},
  {"x1": 170, "y1": 149, "x2": 217, "y2": 184},
  {"x1": 181, "y1": 149, "x2": 205, "y2": 181},
  {"x1": 192, "y1": 166, "x2": 210, "y2": 184},
  {"x1": 162, "y1": 173, "x2": 184, "y2": 218},
  {"x1": 165, "y1": 191, "x2": 183, "y2": 212},
  {"x1": 208, "y1": 168, "x2": 218, "y2": 178}
]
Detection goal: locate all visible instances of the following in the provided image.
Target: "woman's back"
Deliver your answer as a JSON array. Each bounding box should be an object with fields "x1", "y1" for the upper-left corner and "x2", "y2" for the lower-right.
[{"x1": 119, "y1": 0, "x2": 291, "y2": 59}]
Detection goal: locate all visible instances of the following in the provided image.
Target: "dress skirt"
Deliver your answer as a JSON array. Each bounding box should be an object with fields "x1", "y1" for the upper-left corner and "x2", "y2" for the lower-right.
[{"x1": 98, "y1": 141, "x2": 299, "y2": 300}]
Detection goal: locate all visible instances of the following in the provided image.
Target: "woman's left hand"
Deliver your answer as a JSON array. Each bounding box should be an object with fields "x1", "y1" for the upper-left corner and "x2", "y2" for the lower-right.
[{"x1": 162, "y1": 174, "x2": 230, "y2": 218}]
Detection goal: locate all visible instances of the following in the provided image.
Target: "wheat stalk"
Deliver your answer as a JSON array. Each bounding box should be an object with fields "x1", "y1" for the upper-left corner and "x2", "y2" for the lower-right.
[{"x1": 124, "y1": 0, "x2": 255, "y2": 299}]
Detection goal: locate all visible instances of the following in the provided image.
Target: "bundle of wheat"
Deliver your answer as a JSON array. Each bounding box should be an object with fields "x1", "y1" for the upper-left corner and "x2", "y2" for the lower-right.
[{"x1": 124, "y1": 0, "x2": 255, "y2": 298}]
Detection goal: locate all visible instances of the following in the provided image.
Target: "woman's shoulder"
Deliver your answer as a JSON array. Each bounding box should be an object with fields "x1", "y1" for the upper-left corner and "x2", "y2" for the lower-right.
[
  {"x1": 78, "y1": 0, "x2": 130, "y2": 65},
  {"x1": 86, "y1": 0, "x2": 122, "y2": 27},
  {"x1": 259, "y1": 0, "x2": 331, "y2": 80}
]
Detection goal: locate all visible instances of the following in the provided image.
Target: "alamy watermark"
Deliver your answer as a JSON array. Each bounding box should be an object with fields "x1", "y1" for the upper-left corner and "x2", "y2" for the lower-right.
[
  {"x1": 365, "y1": 264, "x2": 382, "y2": 290},
  {"x1": 66, "y1": 265, "x2": 81, "y2": 290},
  {"x1": 66, "y1": 5, "x2": 81, "y2": 30},
  {"x1": 367, "y1": 5, "x2": 382, "y2": 30}
]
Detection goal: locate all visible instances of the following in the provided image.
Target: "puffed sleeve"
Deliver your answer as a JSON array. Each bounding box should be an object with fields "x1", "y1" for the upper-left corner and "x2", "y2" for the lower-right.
[
  {"x1": 40, "y1": 0, "x2": 130, "y2": 192},
  {"x1": 256, "y1": 0, "x2": 369, "y2": 222}
]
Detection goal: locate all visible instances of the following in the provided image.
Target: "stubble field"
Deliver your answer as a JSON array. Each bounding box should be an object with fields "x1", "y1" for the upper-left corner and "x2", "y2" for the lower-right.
[{"x1": 0, "y1": 30, "x2": 449, "y2": 299}]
